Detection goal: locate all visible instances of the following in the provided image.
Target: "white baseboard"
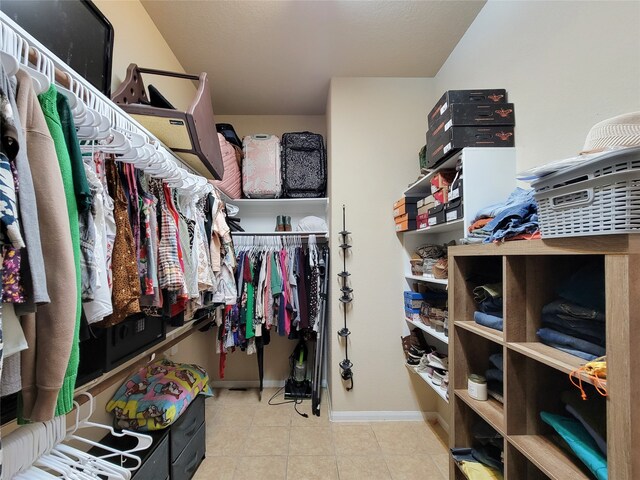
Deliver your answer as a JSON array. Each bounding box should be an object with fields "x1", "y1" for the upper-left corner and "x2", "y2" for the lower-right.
[
  {"x1": 329, "y1": 410, "x2": 449, "y2": 430},
  {"x1": 211, "y1": 380, "x2": 285, "y2": 389},
  {"x1": 330, "y1": 410, "x2": 428, "y2": 422},
  {"x1": 212, "y1": 379, "x2": 328, "y2": 390}
]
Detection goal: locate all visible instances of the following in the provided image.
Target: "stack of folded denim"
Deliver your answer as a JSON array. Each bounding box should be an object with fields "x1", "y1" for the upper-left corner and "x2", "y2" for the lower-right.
[
  {"x1": 537, "y1": 299, "x2": 605, "y2": 361},
  {"x1": 470, "y1": 187, "x2": 539, "y2": 243},
  {"x1": 486, "y1": 353, "x2": 504, "y2": 404},
  {"x1": 473, "y1": 283, "x2": 503, "y2": 332},
  {"x1": 452, "y1": 421, "x2": 504, "y2": 479}
]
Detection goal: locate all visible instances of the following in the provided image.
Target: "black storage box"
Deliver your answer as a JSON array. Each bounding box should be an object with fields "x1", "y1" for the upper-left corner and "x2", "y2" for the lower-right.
[
  {"x1": 426, "y1": 126, "x2": 515, "y2": 169},
  {"x1": 77, "y1": 315, "x2": 166, "y2": 388},
  {"x1": 427, "y1": 103, "x2": 515, "y2": 142},
  {"x1": 427, "y1": 204, "x2": 446, "y2": 227},
  {"x1": 428, "y1": 89, "x2": 508, "y2": 128},
  {"x1": 449, "y1": 178, "x2": 463, "y2": 202},
  {"x1": 88, "y1": 428, "x2": 170, "y2": 478},
  {"x1": 445, "y1": 198, "x2": 464, "y2": 223}
]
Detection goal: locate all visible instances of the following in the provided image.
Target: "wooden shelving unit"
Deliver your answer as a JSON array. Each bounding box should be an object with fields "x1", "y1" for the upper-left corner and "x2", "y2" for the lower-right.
[{"x1": 448, "y1": 236, "x2": 640, "y2": 480}]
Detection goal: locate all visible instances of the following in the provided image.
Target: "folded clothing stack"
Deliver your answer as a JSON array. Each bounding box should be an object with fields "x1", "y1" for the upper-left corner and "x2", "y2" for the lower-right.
[
  {"x1": 473, "y1": 282, "x2": 503, "y2": 332},
  {"x1": 537, "y1": 261, "x2": 606, "y2": 361},
  {"x1": 452, "y1": 421, "x2": 504, "y2": 479},
  {"x1": 541, "y1": 390, "x2": 607, "y2": 480},
  {"x1": 469, "y1": 187, "x2": 540, "y2": 243},
  {"x1": 485, "y1": 353, "x2": 504, "y2": 404}
]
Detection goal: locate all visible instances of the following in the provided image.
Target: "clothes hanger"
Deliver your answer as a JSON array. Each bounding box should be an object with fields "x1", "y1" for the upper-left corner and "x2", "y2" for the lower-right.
[
  {"x1": 55, "y1": 444, "x2": 130, "y2": 480},
  {"x1": 68, "y1": 393, "x2": 152, "y2": 455},
  {"x1": 0, "y1": 23, "x2": 19, "y2": 76},
  {"x1": 32, "y1": 47, "x2": 53, "y2": 93},
  {"x1": 53, "y1": 445, "x2": 129, "y2": 480},
  {"x1": 17, "y1": 37, "x2": 48, "y2": 94},
  {"x1": 66, "y1": 74, "x2": 88, "y2": 122}
]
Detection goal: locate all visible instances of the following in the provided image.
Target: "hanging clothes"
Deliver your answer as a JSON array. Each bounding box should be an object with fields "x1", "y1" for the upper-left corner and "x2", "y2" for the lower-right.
[
  {"x1": 94, "y1": 159, "x2": 142, "y2": 328},
  {"x1": 81, "y1": 152, "x2": 113, "y2": 323},
  {"x1": 15, "y1": 69, "x2": 77, "y2": 423},
  {"x1": 0, "y1": 65, "x2": 48, "y2": 313},
  {"x1": 38, "y1": 84, "x2": 82, "y2": 417}
]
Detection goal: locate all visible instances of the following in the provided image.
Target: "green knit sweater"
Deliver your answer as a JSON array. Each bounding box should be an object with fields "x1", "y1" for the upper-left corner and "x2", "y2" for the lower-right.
[{"x1": 38, "y1": 85, "x2": 81, "y2": 416}]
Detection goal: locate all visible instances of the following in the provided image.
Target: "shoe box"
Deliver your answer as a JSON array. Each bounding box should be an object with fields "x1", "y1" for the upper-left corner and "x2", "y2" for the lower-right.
[
  {"x1": 404, "y1": 291, "x2": 425, "y2": 309},
  {"x1": 425, "y1": 89, "x2": 514, "y2": 170},
  {"x1": 425, "y1": 125, "x2": 515, "y2": 170},
  {"x1": 427, "y1": 103, "x2": 515, "y2": 145},
  {"x1": 427, "y1": 89, "x2": 508, "y2": 128},
  {"x1": 394, "y1": 197, "x2": 418, "y2": 232},
  {"x1": 427, "y1": 204, "x2": 446, "y2": 227}
]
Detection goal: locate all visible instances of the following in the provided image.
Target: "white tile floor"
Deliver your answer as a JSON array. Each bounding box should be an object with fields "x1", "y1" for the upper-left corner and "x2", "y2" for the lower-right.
[{"x1": 194, "y1": 388, "x2": 449, "y2": 480}]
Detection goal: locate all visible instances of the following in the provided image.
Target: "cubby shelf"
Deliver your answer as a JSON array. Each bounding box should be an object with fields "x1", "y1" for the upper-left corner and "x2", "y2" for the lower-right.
[
  {"x1": 454, "y1": 390, "x2": 505, "y2": 436},
  {"x1": 405, "y1": 363, "x2": 449, "y2": 403},
  {"x1": 508, "y1": 435, "x2": 591, "y2": 480},
  {"x1": 405, "y1": 317, "x2": 449, "y2": 345},
  {"x1": 454, "y1": 321, "x2": 504, "y2": 345},
  {"x1": 405, "y1": 274, "x2": 449, "y2": 286},
  {"x1": 449, "y1": 236, "x2": 638, "y2": 480},
  {"x1": 507, "y1": 342, "x2": 604, "y2": 388}
]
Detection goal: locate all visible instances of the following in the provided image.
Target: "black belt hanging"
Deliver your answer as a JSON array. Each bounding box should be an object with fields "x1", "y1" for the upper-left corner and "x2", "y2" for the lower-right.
[{"x1": 337, "y1": 205, "x2": 353, "y2": 391}]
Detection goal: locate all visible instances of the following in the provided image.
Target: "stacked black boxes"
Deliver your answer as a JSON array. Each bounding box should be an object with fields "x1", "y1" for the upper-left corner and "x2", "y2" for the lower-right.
[{"x1": 425, "y1": 89, "x2": 516, "y2": 170}]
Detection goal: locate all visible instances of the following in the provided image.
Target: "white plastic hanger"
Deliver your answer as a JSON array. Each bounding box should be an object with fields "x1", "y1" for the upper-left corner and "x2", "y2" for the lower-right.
[
  {"x1": 0, "y1": 23, "x2": 19, "y2": 76},
  {"x1": 31, "y1": 46, "x2": 52, "y2": 94},
  {"x1": 66, "y1": 394, "x2": 152, "y2": 471},
  {"x1": 66, "y1": 74, "x2": 88, "y2": 122}
]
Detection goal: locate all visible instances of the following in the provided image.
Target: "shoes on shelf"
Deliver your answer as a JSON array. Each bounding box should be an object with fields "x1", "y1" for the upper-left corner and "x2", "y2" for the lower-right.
[
  {"x1": 440, "y1": 372, "x2": 449, "y2": 390},
  {"x1": 431, "y1": 370, "x2": 447, "y2": 386},
  {"x1": 426, "y1": 351, "x2": 449, "y2": 370},
  {"x1": 407, "y1": 346, "x2": 426, "y2": 362}
]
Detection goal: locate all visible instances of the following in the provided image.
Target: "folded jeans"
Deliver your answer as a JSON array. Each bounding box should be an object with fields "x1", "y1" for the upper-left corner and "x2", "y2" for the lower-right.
[
  {"x1": 541, "y1": 313, "x2": 605, "y2": 347},
  {"x1": 542, "y1": 299, "x2": 605, "y2": 322},
  {"x1": 474, "y1": 311, "x2": 503, "y2": 332},
  {"x1": 537, "y1": 328, "x2": 605, "y2": 357}
]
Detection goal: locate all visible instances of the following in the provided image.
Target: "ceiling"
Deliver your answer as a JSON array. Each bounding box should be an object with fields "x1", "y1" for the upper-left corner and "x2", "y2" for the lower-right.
[{"x1": 141, "y1": 1, "x2": 486, "y2": 115}]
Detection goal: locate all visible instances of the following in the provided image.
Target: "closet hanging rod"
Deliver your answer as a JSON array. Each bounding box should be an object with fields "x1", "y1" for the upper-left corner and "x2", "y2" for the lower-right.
[
  {"x1": 232, "y1": 231, "x2": 329, "y2": 238},
  {"x1": 0, "y1": 12, "x2": 201, "y2": 179}
]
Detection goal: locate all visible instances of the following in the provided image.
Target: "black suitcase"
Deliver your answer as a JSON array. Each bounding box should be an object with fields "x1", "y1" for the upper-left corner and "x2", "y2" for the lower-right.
[
  {"x1": 281, "y1": 131, "x2": 327, "y2": 198},
  {"x1": 216, "y1": 123, "x2": 242, "y2": 149}
]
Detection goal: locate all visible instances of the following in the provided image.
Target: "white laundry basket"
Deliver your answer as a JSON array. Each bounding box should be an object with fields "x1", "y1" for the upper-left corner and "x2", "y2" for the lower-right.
[{"x1": 532, "y1": 147, "x2": 640, "y2": 238}]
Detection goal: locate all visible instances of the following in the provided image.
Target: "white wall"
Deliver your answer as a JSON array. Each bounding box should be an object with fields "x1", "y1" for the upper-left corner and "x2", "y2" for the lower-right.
[
  {"x1": 216, "y1": 115, "x2": 327, "y2": 139},
  {"x1": 93, "y1": 0, "x2": 196, "y2": 110},
  {"x1": 434, "y1": 0, "x2": 640, "y2": 172},
  {"x1": 328, "y1": 77, "x2": 437, "y2": 415}
]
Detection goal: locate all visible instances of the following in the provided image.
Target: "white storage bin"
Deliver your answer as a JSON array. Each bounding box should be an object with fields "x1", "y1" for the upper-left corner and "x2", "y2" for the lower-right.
[{"x1": 532, "y1": 147, "x2": 640, "y2": 238}]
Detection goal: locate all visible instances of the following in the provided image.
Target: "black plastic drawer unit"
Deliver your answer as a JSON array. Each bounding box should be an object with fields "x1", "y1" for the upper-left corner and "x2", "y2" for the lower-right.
[
  {"x1": 171, "y1": 422, "x2": 206, "y2": 480},
  {"x1": 170, "y1": 394, "x2": 206, "y2": 463}
]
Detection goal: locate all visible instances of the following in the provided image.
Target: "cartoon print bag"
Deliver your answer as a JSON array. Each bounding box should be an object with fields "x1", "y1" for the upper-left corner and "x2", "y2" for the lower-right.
[{"x1": 106, "y1": 358, "x2": 212, "y2": 431}]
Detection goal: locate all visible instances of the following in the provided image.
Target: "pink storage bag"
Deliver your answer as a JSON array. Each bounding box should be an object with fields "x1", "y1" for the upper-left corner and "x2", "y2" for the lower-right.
[{"x1": 211, "y1": 133, "x2": 242, "y2": 198}]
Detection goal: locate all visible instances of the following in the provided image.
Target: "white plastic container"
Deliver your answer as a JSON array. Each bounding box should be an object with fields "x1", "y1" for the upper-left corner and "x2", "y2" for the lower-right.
[{"x1": 468, "y1": 374, "x2": 488, "y2": 401}]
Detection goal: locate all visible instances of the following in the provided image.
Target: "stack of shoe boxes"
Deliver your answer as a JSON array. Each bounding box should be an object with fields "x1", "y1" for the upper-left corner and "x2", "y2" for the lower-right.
[
  {"x1": 393, "y1": 197, "x2": 418, "y2": 232},
  {"x1": 425, "y1": 89, "x2": 516, "y2": 170},
  {"x1": 404, "y1": 291, "x2": 424, "y2": 321},
  {"x1": 427, "y1": 170, "x2": 456, "y2": 227}
]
